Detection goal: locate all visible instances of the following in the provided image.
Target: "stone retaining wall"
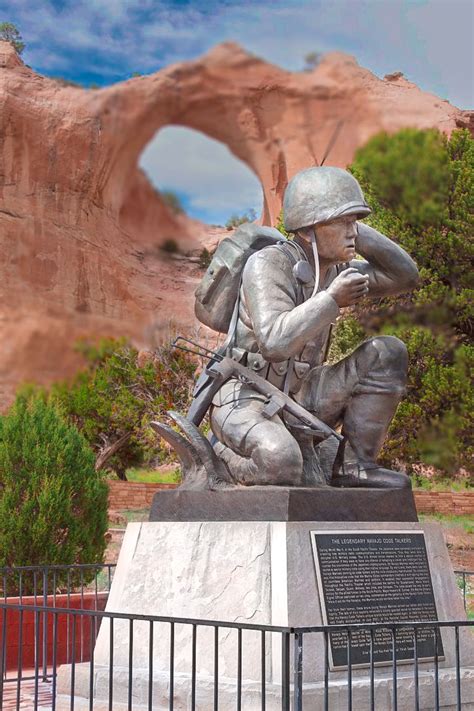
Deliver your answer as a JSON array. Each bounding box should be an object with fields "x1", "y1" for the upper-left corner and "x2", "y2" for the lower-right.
[
  {"x1": 108, "y1": 480, "x2": 474, "y2": 516},
  {"x1": 413, "y1": 491, "x2": 474, "y2": 516},
  {"x1": 107, "y1": 480, "x2": 177, "y2": 510}
]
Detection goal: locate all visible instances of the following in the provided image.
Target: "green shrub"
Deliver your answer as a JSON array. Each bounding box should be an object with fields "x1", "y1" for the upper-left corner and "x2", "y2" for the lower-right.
[
  {"x1": 199, "y1": 247, "x2": 213, "y2": 269},
  {"x1": 347, "y1": 128, "x2": 473, "y2": 476},
  {"x1": 225, "y1": 208, "x2": 257, "y2": 230},
  {"x1": 160, "y1": 190, "x2": 185, "y2": 214},
  {"x1": 303, "y1": 51, "x2": 322, "y2": 71},
  {"x1": 45, "y1": 339, "x2": 197, "y2": 479},
  {"x1": 0, "y1": 396, "x2": 108, "y2": 575},
  {"x1": 160, "y1": 238, "x2": 179, "y2": 254},
  {"x1": 326, "y1": 314, "x2": 365, "y2": 365},
  {"x1": 275, "y1": 209, "x2": 290, "y2": 238},
  {"x1": 0, "y1": 22, "x2": 25, "y2": 55}
]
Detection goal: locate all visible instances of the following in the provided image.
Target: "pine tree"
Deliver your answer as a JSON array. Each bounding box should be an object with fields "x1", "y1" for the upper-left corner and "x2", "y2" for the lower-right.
[
  {"x1": 0, "y1": 22, "x2": 25, "y2": 54},
  {"x1": 0, "y1": 396, "x2": 108, "y2": 577}
]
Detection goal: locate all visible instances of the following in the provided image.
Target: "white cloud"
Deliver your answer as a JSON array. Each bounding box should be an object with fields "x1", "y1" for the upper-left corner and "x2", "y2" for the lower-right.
[
  {"x1": 3, "y1": 0, "x2": 472, "y2": 106},
  {"x1": 2, "y1": 0, "x2": 471, "y2": 224},
  {"x1": 139, "y1": 126, "x2": 263, "y2": 221}
]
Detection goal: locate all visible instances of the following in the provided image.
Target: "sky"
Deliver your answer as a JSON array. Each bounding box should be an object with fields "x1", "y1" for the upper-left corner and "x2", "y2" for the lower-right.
[{"x1": 1, "y1": 0, "x2": 473, "y2": 224}]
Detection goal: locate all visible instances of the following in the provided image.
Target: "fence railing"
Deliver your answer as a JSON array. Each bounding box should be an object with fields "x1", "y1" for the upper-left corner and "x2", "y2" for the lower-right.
[
  {"x1": 0, "y1": 563, "x2": 116, "y2": 601},
  {"x1": 0, "y1": 601, "x2": 472, "y2": 711},
  {"x1": 0, "y1": 565, "x2": 471, "y2": 710},
  {"x1": 0, "y1": 563, "x2": 116, "y2": 691}
]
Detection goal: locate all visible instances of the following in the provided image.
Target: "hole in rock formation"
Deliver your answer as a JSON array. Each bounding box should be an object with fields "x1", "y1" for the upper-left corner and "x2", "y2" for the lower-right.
[{"x1": 137, "y1": 125, "x2": 263, "y2": 235}]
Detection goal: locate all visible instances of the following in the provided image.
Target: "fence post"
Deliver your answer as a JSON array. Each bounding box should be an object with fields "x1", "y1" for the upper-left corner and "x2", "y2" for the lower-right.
[
  {"x1": 0, "y1": 607, "x2": 6, "y2": 706},
  {"x1": 42, "y1": 568, "x2": 48, "y2": 681},
  {"x1": 281, "y1": 632, "x2": 290, "y2": 711},
  {"x1": 293, "y1": 631, "x2": 303, "y2": 711}
]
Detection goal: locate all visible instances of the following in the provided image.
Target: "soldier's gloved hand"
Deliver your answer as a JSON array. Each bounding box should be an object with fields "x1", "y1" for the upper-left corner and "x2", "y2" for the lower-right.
[{"x1": 326, "y1": 268, "x2": 370, "y2": 307}]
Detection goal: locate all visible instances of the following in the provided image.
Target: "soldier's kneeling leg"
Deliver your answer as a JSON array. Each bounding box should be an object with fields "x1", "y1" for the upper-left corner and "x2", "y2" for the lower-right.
[
  {"x1": 303, "y1": 335, "x2": 410, "y2": 488},
  {"x1": 210, "y1": 387, "x2": 303, "y2": 486},
  {"x1": 344, "y1": 335, "x2": 408, "y2": 459}
]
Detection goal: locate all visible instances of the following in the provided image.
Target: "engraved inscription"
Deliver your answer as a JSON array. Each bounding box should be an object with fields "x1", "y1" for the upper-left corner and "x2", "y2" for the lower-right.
[{"x1": 311, "y1": 531, "x2": 444, "y2": 668}]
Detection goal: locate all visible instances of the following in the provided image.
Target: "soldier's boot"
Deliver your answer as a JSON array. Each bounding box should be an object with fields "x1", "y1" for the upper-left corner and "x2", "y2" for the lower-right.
[
  {"x1": 213, "y1": 441, "x2": 258, "y2": 485},
  {"x1": 333, "y1": 337, "x2": 411, "y2": 490},
  {"x1": 332, "y1": 388, "x2": 411, "y2": 489}
]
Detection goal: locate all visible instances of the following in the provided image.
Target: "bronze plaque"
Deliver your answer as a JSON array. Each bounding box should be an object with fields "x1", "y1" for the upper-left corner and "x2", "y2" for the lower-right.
[{"x1": 311, "y1": 530, "x2": 444, "y2": 669}]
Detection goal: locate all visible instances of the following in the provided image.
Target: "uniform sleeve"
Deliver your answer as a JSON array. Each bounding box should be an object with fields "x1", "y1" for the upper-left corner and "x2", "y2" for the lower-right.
[
  {"x1": 351, "y1": 222, "x2": 420, "y2": 297},
  {"x1": 242, "y1": 248, "x2": 339, "y2": 361}
]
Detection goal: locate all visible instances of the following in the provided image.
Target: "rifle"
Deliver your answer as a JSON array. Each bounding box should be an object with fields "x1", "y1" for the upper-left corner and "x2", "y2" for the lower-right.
[{"x1": 173, "y1": 337, "x2": 342, "y2": 443}]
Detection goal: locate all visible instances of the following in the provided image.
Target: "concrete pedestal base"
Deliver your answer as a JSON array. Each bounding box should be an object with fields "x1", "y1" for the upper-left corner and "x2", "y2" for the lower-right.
[
  {"x1": 57, "y1": 665, "x2": 474, "y2": 710},
  {"x1": 57, "y1": 520, "x2": 474, "y2": 710}
]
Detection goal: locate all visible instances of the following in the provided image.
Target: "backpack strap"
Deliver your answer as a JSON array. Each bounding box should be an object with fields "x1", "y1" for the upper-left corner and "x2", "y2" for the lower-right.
[
  {"x1": 276, "y1": 238, "x2": 306, "y2": 265},
  {"x1": 225, "y1": 240, "x2": 303, "y2": 358},
  {"x1": 223, "y1": 280, "x2": 242, "y2": 357},
  {"x1": 275, "y1": 240, "x2": 310, "y2": 394}
]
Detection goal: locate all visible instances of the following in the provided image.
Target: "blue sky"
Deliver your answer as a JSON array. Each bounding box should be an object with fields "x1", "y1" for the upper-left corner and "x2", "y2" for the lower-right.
[{"x1": 2, "y1": 0, "x2": 473, "y2": 224}]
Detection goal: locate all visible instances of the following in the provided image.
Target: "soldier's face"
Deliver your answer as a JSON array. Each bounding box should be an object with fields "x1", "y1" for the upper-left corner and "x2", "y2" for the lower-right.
[{"x1": 315, "y1": 216, "x2": 358, "y2": 263}]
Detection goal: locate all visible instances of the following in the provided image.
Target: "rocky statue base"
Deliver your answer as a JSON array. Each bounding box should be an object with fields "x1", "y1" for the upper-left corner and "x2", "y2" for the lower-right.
[{"x1": 57, "y1": 489, "x2": 474, "y2": 710}]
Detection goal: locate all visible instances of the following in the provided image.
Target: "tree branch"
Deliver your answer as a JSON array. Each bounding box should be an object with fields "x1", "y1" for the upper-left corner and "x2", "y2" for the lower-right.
[{"x1": 95, "y1": 432, "x2": 131, "y2": 472}]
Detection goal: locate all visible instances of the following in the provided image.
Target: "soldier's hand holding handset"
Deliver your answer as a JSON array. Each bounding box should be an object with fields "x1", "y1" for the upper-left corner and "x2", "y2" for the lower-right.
[{"x1": 327, "y1": 268, "x2": 369, "y2": 307}]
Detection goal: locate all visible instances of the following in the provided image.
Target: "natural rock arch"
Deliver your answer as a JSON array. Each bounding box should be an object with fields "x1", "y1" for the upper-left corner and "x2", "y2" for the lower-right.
[
  {"x1": 0, "y1": 39, "x2": 471, "y2": 404},
  {"x1": 138, "y1": 125, "x2": 263, "y2": 224}
]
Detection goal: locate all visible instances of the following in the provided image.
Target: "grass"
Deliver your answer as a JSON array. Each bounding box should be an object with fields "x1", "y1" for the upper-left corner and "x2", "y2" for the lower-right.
[
  {"x1": 126, "y1": 467, "x2": 181, "y2": 484},
  {"x1": 108, "y1": 508, "x2": 150, "y2": 529},
  {"x1": 412, "y1": 475, "x2": 473, "y2": 492},
  {"x1": 418, "y1": 513, "x2": 474, "y2": 535},
  {"x1": 121, "y1": 508, "x2": 150, "y2": 523},
  {"x1": 456, "y1": 574, "x2": 474, "y2": 619}
]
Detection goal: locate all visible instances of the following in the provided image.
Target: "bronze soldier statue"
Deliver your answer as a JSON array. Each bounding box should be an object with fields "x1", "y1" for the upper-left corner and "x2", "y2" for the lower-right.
[{"x1": 153, "y1": 167, "x2": 419, "y2": 491}]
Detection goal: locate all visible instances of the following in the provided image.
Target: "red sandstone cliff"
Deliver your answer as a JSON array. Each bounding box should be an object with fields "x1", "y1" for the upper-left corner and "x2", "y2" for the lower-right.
[{"x1": 0, "y1": 40, "x2": 471, "y2": 405}]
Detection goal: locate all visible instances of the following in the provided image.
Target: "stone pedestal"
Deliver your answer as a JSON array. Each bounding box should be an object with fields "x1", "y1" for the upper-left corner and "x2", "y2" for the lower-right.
[{"x1": 57, "y1": 515, "x2": 474, "y2": 710}]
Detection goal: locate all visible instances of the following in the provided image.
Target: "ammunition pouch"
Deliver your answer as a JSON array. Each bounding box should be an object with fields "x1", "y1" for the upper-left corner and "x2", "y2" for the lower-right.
[{"x1": 231, "y1": 348, "x2": 310, "y2": 392}]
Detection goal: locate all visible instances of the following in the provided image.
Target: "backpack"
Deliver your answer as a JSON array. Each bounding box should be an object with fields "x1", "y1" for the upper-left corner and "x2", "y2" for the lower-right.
[{"x1": 195, "y1": 222, "x2": 286, "y2": 333}]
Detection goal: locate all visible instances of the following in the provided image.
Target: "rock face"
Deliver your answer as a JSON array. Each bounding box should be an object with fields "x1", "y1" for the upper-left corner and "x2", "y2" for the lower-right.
[{"x1": 0, "y1": 40, "x2": 471, "y2": 405}]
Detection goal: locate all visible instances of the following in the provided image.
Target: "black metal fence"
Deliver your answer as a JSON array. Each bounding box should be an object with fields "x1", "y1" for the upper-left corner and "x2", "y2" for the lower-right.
[
  {"x1": 0, "y1": 563, "x2": 116, "y2": 700},
  {"x1": 0, "y1": 565, "x2": 472, "y2": 710},
  {"x1": 0, "y1": 603, "x2": 473, "y2": 710},
  {"x1": 0, "y1": 563, "x2": 116, "y2": 601}
]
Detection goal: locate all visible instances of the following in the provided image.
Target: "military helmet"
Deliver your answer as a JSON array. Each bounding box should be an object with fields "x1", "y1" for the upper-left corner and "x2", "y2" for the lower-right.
[{"x1": 283, "y1": 166, "x2": 371, "y2": 232}]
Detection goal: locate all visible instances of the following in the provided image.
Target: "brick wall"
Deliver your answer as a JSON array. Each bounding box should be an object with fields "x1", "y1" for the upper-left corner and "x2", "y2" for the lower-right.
[
  {"x1": 108, "y1": 480, "x2": 474, "y2": 516},
  {"x1": 3, "y1": 592, "x2": 108, "y2": 671},
  {"x1": 413, "y1": 491, "x2": 474, "y2": 516},
  {"x1": 107, "y1": 480, "x2": 178, "y2": 510}
]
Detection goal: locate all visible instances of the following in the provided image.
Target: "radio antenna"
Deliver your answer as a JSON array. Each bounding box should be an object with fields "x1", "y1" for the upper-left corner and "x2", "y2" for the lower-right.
[{"x1": 320, "y1": 119, "x2": 344, "y2": 166}]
